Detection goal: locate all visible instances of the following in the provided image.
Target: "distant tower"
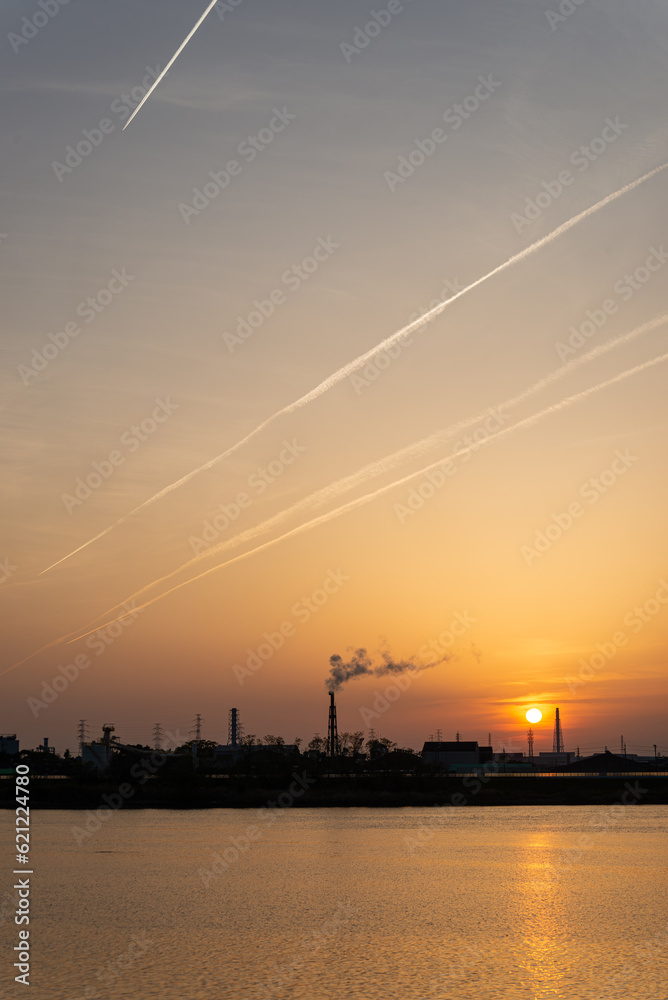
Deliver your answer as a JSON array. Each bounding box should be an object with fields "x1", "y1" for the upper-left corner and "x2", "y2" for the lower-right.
[
  {"x1": 228, "y1": 708, "x2": 242, "y2": 747},
  {"x1": 527, "y1": 728, "x2": 535, "y2": 760},
  {"x1": 553, "y1": 708, "x2": 564, "y2": 753},
  {"x1": 152, "y1": 723, "x2": 163, "y2": 750},
  {"x1": 435, "y1": 728, "x2": 443, "y2": 742},
  {"x1": 77, "y1": 719, "x2": 89, "y2": 756},
  {"x1": 193, "y1": 714, "x2": 203, "y2": 743},
  {"x1": 327, "y1": 691, "x2": 339, "y2": 757},
  {"x1": 488, "y1": 732, "x2": 492, "y2": 748}
]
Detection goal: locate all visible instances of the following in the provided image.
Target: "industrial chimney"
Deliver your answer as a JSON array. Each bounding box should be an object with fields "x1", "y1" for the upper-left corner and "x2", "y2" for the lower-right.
[
  {"x1": 327, "y1": 691, "x2": 339, "y2": 758},
  {"x1": 228, "y1": 707, "x2": 240, "y2": 748},
  {"x1": 553, "y1": 707, "x2": 564, "y2": 754}
]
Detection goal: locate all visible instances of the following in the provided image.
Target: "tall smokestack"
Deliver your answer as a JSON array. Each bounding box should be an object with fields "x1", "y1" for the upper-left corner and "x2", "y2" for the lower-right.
[
  {"x1": 327, "y1": 691, "x2": 339, "y2": 758},
  {"x1": 228, "y1": 708, "x2": 240, "y2": 748},
  {"x1": 553, "y1": 707, "x2": 564, "y2": 754}
]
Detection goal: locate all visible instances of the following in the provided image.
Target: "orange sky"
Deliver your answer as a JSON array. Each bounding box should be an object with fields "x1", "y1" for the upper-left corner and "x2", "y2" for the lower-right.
[{"x1": 2, "y1": 0, "x2": 667, "y2": 754}]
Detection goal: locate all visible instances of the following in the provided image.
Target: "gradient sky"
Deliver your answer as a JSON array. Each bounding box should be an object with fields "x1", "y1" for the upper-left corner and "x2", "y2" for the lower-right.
[{"x1": 2, "y1": 0, "x2": 667, "y2": 754}]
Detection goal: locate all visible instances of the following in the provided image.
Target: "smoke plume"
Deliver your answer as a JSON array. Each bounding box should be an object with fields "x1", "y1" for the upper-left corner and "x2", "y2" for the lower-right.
[{"x1": 326, "y1": 648, "x2": 446, "y2": 692}]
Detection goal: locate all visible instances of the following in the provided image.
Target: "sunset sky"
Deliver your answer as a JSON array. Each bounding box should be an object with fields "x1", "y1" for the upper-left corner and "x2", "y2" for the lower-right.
[{"x1": 2, "y1": 0, "x2": 667, "y2": 754}]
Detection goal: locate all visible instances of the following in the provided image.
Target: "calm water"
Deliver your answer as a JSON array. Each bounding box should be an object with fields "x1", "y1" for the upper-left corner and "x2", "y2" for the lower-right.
[{"x1": 1, "y1": 806, "x2": 667, "y2": 999}]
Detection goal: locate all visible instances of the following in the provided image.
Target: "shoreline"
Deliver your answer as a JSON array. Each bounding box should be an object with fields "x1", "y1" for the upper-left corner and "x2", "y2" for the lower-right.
[{"x1": 2, "y1": 775, "x2": 667, "y2": 809}]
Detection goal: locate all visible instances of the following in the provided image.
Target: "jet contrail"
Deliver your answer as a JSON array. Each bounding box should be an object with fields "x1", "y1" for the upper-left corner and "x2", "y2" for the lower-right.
[
  {"x1": 13, "y1": 318, "x2": 665, "y2": 669},
  {"x1": 122, "y1": 0, "x2": 220, "y2": 131},
  {"x1": 38, "y1": 160, "x2": 668, "y2": 576},
  {"x1": 8, "y1": 346, "x2": 661, "y2": 672},
  {"x1": 71, "y1": 314, "x2": 668, "y2": 628}
]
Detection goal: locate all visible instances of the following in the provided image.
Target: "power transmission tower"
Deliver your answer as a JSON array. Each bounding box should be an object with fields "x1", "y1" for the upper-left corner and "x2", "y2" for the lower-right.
[
  {"x1": 527, "y1": 728, "x2": 534, "y2": 761},
  {"x1": 77, "y1": 720, "x2": 89, "y2": 756},
  {"x1": 152, "y1": 723, "x2": 163, "y2": 750},
  {"x1": 192, "y1": 714, "x2": 203, "y2": 743},
  {"x1": 435, "y1": 728, "x2": 443, "y2": 742}
]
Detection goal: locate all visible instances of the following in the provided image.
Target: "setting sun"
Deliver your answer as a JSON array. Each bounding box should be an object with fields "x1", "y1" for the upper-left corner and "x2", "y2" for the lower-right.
[{"x1": 526, "y1": 709, "x2": 543, "y2": 724}]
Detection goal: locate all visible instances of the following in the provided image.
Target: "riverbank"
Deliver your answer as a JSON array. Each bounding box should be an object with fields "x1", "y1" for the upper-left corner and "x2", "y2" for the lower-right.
[{"x1": 2, "y1": 774, "x2": 667, "y2": 808}]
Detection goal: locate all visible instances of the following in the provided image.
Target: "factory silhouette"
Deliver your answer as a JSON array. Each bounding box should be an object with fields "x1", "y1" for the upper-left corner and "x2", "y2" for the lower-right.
[{"x1": 2, "y1": 691, "x2": 665, "y2": 778}]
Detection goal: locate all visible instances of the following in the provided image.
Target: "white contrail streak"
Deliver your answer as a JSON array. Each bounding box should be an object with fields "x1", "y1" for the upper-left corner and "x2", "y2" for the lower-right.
[
  {"x1": 9, "y1": 346, "x2": 665, "y2": 672},
  {"x1": 122, "y1": 0, "x2": 219, "y2": 131},
  {"x1": 72, "y1": 314, "x2": 668, "y2": 625},
  {"x1": 39, "y1": 159, "x2": 668, "y2": 575}
]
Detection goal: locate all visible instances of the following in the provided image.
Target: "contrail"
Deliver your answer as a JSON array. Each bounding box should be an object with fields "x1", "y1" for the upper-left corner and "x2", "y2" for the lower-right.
[
  {"x1": 71, "y1": 313, "x2": 668, "y2": 628},
  {"x1": 122, "y1": 0, "x2": 220, "y2": 131},
  {"x1": 9, "y1": 346, "x2": 662, "y2": 672},
  {"x1": 38, "y1": 161, "x2": 668, "y2": 576}
]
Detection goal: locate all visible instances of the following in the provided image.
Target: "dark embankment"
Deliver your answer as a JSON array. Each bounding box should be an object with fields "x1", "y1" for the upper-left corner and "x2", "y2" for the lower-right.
[{"x1": 2, "y1": 773, "x2": 667, "y2": 809}]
